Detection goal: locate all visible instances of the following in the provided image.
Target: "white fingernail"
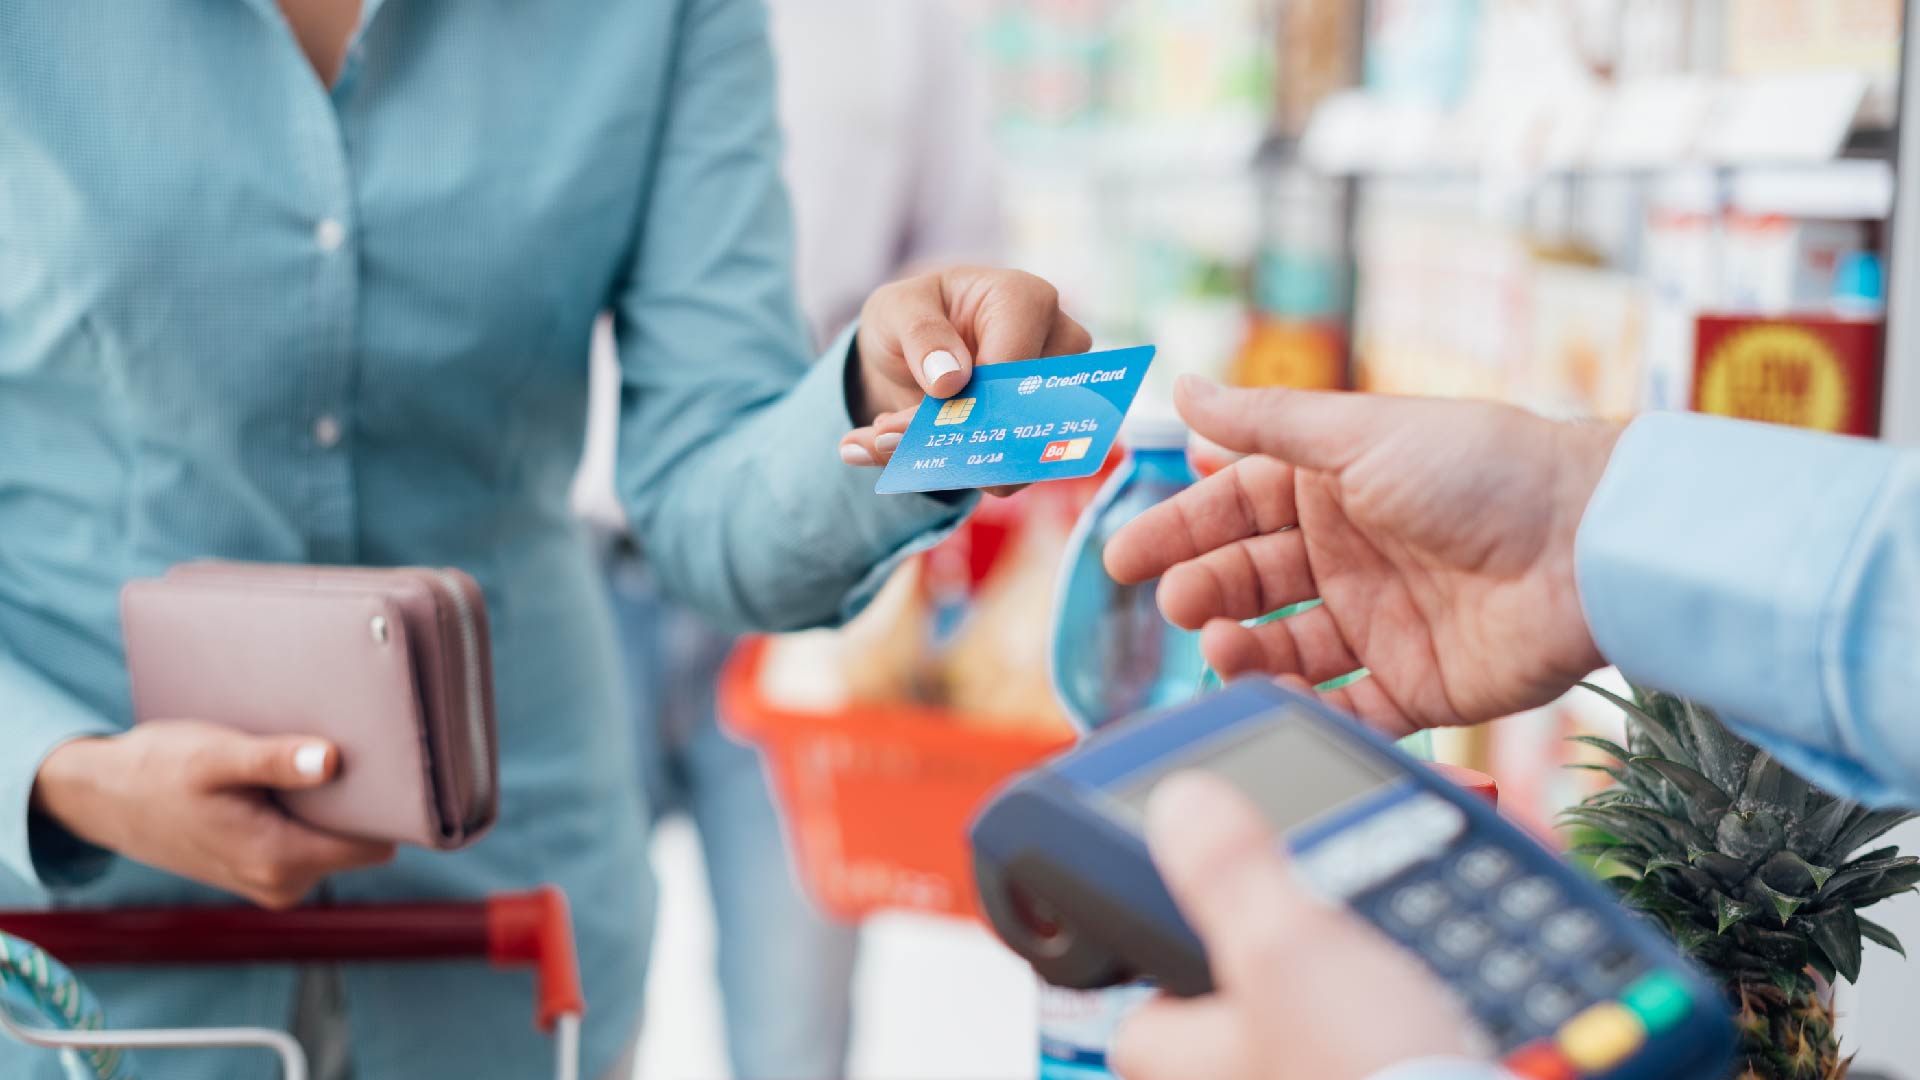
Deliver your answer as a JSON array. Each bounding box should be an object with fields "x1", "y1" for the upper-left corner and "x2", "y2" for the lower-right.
[
  {"x1": 875, "y1": 433, "x2": 902, "y2": 453},
  {"x1": 294, "y1": 743, "x2": 329, "y2": 778},
  {"x1": 921, "y1": 350, "x2": 961, "y2": 385},
  {"x1": 839, "y1": 443, "x2": 875, "y2": 466}
]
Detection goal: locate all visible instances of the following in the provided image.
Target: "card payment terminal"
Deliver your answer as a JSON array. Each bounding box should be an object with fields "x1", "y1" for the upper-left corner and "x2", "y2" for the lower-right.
[{"x1": 970, "y1": 681, "x2": 1734, "y2": 1080}]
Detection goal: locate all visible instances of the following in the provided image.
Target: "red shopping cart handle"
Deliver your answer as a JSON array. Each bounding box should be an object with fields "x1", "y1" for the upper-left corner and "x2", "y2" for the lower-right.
[{"x1": 0, "y1": 886, "x2": 584, "y2": 1033}]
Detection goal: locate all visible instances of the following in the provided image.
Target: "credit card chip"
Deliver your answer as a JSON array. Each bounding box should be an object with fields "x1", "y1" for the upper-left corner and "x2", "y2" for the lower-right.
[{"x1": 935, "y1": 398, "x2": 977, "y2": 426}]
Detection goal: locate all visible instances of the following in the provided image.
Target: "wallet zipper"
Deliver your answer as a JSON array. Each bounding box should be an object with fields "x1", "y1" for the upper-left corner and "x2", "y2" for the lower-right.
[{"x1": 432, "y1": 568, "x2": 494, "y2": 825}]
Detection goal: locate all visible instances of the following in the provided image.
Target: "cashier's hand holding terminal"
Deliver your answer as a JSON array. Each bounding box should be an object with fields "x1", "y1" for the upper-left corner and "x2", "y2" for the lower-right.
[
  {"x1": 31, "y1": 722, "x2": 396, "y2": 909},
  {"x1": 1105, "y1": 376, "x2": 1621, "y2": 736},
  {"x1": 837, "y1": 265, "x2": 1092, "y2": 473},
  {"x1": 1110, "y1": 771, "x2": 1480, "y2": 1080}
]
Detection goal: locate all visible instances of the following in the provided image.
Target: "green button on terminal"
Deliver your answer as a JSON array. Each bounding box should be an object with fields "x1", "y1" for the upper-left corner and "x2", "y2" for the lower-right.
[{"x1": 1623, "y1": 971, "x2": 1694, "y2": 1033}]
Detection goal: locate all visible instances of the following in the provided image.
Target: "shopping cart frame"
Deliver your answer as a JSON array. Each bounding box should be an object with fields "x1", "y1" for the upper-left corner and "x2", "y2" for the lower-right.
[{"x1": 0, "y1": 886, "x2": 585, "y2": 1080}]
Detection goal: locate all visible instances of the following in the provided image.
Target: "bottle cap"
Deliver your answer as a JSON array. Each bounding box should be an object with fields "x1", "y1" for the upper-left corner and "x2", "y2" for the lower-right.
[{"x1": 1120, "y1": 402, "x2": 1189, "y2": 450}]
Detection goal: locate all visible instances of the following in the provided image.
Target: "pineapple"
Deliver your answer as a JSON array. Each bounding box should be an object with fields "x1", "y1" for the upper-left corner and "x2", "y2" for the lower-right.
[{"x1": 1561, "y1": 684, "x2": 1920, "y2": 1080}]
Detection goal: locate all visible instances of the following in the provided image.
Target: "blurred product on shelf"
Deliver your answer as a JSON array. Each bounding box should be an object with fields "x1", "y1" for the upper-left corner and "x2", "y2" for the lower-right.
[
  {"x1": 1366, "y1": 0, "x2": 1480, "y2": 106},
  {"x1": 1692, "y1": 312, "x2": 1885, "y2": 435},
  {"x1": 1231, "y1": 316, "x2": 1345, "y2": 390},
  {"x1": 1723, "y1": 0, "x2": 1904, "y2": 123},
  {"x1": 1352, "y1": 186, "x2": 1530, "y2": 401},
  {"x1": 1722, "y1": 214, "x2": 1872, "y2": 313},
  {"x1": 1524, "y1": 257, "x2": 1647, "y2": 420},
  {"x1": 1275, "y1": 0, "x2": 1359, "y2": 136}
]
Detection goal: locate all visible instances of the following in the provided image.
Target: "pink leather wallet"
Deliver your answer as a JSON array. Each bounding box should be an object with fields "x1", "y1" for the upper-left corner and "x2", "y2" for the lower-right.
[{"x1": 121, "y1": 561, "x2": 498, "y2": 850}]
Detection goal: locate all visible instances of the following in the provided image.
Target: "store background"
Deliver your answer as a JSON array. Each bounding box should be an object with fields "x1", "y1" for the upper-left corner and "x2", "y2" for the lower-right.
[{"x1": 637, "y1": 1, "x2": 1920, "y2": 1076}]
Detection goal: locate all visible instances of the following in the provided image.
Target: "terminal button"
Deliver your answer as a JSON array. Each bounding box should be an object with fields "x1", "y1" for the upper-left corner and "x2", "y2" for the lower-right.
[
  {"x1": 1452, "y1": 846, "x2": 1514, "y2": 890},
  {"x1": 1432, "y1": 914, "x2": 1497, "y2": 964},
  {"x1": 1539, "y1": 909, "x2": 1602, "y2": 956},
  {"x1": 1504, "y1": 1040, "x2": 1577, "y2": 1080},
  {"x1": 1386, "y1": 881, "x2": 1452, "y2": 930},
  {"x1": 1497, "y1": 876, "x2": 1561, "y2": 922},
  {"x1": 1557, "y1": 1002, "x2": 1647, "y2": 1070},
  {"x1": 1622, "y1": 971, "x2": 1695, "y2": 1034}
]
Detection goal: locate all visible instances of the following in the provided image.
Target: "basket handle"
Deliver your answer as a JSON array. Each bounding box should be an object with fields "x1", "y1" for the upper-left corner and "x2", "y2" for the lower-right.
[{"x1": 0, "y1": 887, "x2": 585, "y2": 1034}]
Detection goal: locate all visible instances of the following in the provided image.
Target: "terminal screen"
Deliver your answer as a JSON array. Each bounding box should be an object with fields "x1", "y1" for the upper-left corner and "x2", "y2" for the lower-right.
[{"x1": 1115, "y1": 711, "x2": 1397, "y2": 832}]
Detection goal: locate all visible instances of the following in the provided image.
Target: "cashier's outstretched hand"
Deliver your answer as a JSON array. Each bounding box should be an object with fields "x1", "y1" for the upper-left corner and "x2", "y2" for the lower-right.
[
  {"x1": 1104, "y1": 378, "x2": 1620, "y2": 737},
  {"x1": 1112, "y1": 771, "x2": 1481, "y2": 1080},
  {"x1": 839, "y1": 266, "x2": 1091, "y2": 475}
]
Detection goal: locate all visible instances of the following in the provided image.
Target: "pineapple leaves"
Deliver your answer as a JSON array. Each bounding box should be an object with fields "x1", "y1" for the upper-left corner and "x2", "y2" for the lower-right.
[
  {"x1": 1787, "y1": 798, "x2": 1857, "y2": 852},
  {"x1": 1678, "y1": 697, "x2": 1746, "y2": 793},
  {"x1": 1715, "y1": 892, "x2": 1761, "y2": 934},
  {"x1": 1803, "y1": 907, "x2": 1864, "y2": 984},
  {"x1": 1743, "y1": 877, "x2": 1808, "y2": 926},
  {"x1": 1629, "y1": 757, "x2": 1731, "y2": 824},
  {"x1": 1832, "y1": 808, "x2": 1917, "y2": 859},
  {"x1": 1716, "y1": 809, "x2": 1786, "y2": 866},
  {"x1": 1738, "y1": 752, "x2": 1810, "y2": 821},
  {"x1": 1569, "y1": 734, "x2": 1631, "y2": 764},
  {"x1": 1859, "y1": 915, "x2": 1906, "y2": 958},
  {"x1": 1823, "y1": 854, "x2": 1918, "y2": 895},
  {"x1": 1577, "y1": 681, "x2": 1658, "y2": 727},
  {"x1": 1757, "y1": 852, "x2": 1835, "y2": 894},
  {"x1": 1840, "y1": 863, "x2": 1920, "y2": 906}
]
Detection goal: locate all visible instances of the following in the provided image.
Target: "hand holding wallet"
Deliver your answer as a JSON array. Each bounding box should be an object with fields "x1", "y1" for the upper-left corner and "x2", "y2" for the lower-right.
[{"x1": 121, "y1": 562, "x2": 499, "y2": 850}]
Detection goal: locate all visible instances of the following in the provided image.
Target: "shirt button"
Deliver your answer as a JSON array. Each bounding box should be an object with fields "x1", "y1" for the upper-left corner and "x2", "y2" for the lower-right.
[
  {"x1": 314, "y1": 218, "x2": 347, "y2": 253},
  {"x1": 312, "y1": 414, "x2": 343, "y2": 449}
]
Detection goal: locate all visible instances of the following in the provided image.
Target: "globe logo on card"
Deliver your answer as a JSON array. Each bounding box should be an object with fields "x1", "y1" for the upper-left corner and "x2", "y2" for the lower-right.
[{"x1": 1017, "y1": 375, "x2": 1045, "y2": 396}]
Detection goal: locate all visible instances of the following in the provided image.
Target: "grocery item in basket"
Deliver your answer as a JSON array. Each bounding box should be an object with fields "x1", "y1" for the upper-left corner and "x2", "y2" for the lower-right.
[
  {"x1": 940, "y1": 497, "x2": 1072, "y2": 728},
  {"x1": 875, "y1": 346, "x2": 1156, "y2": 495},
  {"x1": 122, "y1": 561, "x2": 498, "y2": 850}
]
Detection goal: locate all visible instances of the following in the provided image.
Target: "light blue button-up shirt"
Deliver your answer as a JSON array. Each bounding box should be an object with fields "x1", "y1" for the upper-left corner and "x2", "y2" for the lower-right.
[{"x1": 0, "y1": 2, "x2": 965, "y2": 1076}]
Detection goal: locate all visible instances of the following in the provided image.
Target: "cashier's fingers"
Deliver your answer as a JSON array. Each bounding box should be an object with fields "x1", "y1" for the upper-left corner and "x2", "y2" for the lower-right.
[
  {"x1": 1111, "y1": 998, "x2": 1253, "y2": 1080},
  {"x1": 1155, "y1": 527, "x2": 1314, "y2": 630},
  {"x1": 1199, "y1": 604, "x2": 1361, "y2": 692},
  {"x1": 1104, "y1": 457, "x2": 1299, "y2": 586},
  {"x1": 1141, "y1": 771, "x2": 1331, "y2": 990}
]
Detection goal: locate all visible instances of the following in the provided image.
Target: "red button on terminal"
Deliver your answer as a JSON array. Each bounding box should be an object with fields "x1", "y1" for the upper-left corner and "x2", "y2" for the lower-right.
[{"x1": 1505, "y1": 1040, "x2": 1579, "y2": 1080}]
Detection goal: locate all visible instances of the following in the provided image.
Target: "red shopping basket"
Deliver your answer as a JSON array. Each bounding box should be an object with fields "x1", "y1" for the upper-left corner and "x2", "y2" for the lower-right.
[
  {"x1": 0, "y1": 887, "x2": 584, "y2": 1080},
  {"x1": 721, "y1": 637, "x2": 1076, "y2": 923}
]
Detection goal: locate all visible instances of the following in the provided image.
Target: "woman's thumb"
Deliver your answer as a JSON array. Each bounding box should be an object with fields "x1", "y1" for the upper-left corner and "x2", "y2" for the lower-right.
[{"x1": 196, "y1": 733, "x2": 339, "y2": 790}]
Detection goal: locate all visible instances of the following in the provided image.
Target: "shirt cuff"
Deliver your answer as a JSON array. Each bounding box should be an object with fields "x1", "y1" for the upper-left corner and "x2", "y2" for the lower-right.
[
  {"x1": 1, "y1": 657, "x2": 118, "y2": 893},
  {"x1": 1574, "y1": 412, "x2": 1901, "y2": 800},
  {"x1": 1365, "y1": 1058, "x2": 1513, "y2": 1080},
  {"x1": 760, "y1": 322, "x2": 977, "y2": 623}
]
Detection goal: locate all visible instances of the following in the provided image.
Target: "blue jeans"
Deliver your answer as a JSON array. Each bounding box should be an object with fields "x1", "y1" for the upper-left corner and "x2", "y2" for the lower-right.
[{"x1": 602, "y1": 540, "x2": 858, "y2": 1080}]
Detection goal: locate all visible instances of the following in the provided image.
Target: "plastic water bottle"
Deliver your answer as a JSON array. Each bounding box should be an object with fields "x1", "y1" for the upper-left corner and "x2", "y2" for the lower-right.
[
  {"x1": 1050, "y1": 410, "x2": 1204, "y2": 733},
  {"x1": 1040, "y1": 410, "x2": 1201, "y2": 1078}
]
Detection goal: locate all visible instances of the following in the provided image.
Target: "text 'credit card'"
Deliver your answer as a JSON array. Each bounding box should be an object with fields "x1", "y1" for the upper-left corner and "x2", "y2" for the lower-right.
[{"x1": 875, "y1": 346, "x2": 1156, "y2": 495}]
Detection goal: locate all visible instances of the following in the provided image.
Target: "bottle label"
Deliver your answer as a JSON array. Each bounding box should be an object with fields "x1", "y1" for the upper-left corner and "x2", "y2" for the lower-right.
[{"x1": 1037, "y1": 982, "x2": 1158, "y2": 1078}]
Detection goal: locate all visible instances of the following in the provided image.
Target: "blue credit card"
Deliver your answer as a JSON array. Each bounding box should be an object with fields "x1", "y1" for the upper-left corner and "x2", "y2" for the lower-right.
[{"x1": 875, "y1": 346, "x2": 1156, "y2": 495}]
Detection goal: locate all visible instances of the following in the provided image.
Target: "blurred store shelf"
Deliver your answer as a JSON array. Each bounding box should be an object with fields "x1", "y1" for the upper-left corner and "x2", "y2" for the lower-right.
[{"x1": 1298, "y1": 72, "x2": 1895, "y2": 217}]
